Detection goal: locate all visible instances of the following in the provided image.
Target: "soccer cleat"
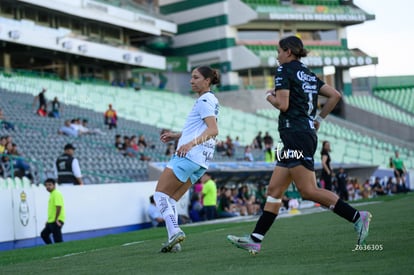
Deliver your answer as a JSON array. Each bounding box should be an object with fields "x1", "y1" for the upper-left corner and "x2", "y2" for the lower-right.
[
  {"x1": 354, "y1": 211, "x2": 372, "y2": 245},
  {"x1": 160, "y1": 243, "x2": 182, "y2": 253},
  {"x1": 160, "y1": 242, "x2": 182, "y2": 253},
  {"x1": 227, "y1": 235, "x2": 261, "y2": 255},
  {"x1": 171, "y1": 243, "x2": 182, "y2": 252},
  {"x1": 160, "y1": 231, "x2": 186, "y2": 253}
]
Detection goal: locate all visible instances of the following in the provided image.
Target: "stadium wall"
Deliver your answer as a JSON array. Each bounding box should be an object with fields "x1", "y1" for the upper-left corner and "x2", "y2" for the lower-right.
[{"x1": 0, "y1": 182, "x2": 190, "y2": 250}]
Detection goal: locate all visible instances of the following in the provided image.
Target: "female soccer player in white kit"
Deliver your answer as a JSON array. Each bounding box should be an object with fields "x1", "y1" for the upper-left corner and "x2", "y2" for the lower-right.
[{"x1": 154, "y1": 66, "x2": 220, "y2": 252}]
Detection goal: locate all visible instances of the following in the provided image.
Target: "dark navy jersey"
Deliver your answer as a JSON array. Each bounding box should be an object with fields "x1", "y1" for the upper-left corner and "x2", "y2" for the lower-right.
[{"x1": 275, "y1": 60, "x2": 325, "y2": 131}]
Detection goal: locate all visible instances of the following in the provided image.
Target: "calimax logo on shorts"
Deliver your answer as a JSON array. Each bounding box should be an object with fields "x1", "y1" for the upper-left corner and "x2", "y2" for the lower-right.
[{"x1": 275, "y1": 142, "x2": 304, "y2": 162}]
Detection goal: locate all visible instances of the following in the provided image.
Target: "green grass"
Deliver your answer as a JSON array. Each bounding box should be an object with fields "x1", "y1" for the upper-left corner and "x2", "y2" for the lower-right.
[{"x1": 1, "y1": 194, "x2": 413, "y2": 275}]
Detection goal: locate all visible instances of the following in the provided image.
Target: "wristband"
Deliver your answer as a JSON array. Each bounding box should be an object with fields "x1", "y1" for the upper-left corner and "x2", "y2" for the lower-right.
[
  {"x1": 265, "y1": 92, "x2": 273, "y2": 100},
  {"x1": 315, "y1": 115, "x2": 324, "y2": 123}
]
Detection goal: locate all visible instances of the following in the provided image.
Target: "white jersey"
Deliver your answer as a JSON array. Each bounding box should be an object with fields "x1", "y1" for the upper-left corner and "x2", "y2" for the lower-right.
[{"x1": 177, "y1": 91, "x2": 219, "y2": 168}]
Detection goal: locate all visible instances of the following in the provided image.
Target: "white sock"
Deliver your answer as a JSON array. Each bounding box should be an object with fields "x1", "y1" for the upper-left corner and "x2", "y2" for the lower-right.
[
  {"x1": 154, "y1": 191, "x2": 180, "y2": 240},
  {"x1": 251, "y1": 233, "x2": 264, "y2": 241},
  {"x1": 168, "y1": 197, "x2": 179, "y2": 225}
]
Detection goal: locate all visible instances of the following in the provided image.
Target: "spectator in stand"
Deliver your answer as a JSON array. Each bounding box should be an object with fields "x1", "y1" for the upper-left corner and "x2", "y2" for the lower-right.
[
  {"x1": 263, "y1": 131, "x2": 275, "y2": 162},
  {"x1": 336, "y1": 167, "x2": 349, "y2": 201},
  {"x1": 70, "y1": 118, "x2": 82, "y2": 132},
  {"x1": 148, "y1": 195, "x2": 165, "y2": 227},
  {"x1": 1, "y1": 142, "x2": 13, "y2": 177},
  {"x1": 233, "y1": 136, "x2": 241, "y2": 148},
  {"x1": 1, "y1": 138, "x2": 13, "y2": 175},
  {"x1": 201, "y1": 172, "x2": 217, "y2": 220},
  {"x1": 352, "y1": 179, "x2": 362, "y2": 200},
  {"x1": 230, "y1": 186, "x2": 248, "y2": 216},
  {"x1": 37, "y1": 104, "x2": 47, "y2": 117},
  {"x1": 263, "y1": 131, "x2": 274, "y2": 150},
  {"x1": 49, "y1": 97, "x2": 62, "y2": 118},
  {"x1": 0, "y1": 109, "x2": 15, "y2": 131},
  {"x1": 125, "y1": 136, "x2": 151, "y2": 161},
  {"x1": 321, "y1": 140, "x2": 333, "y2": 191},
  {"x1": 55, "y1": 143, "x2": 84, "y2": 185},
  {"x1": 223, "y1": 135, "x2": 234, "y2": 157},
  {"x1": 264, "y1": 146, "x2": 275, "y2": 163},
  {"x1": 244, "y1": 145, "x2": 254, "y2": 161},
  {"x1": 33, "y1": 88, "x2": 47, "y2": 114},
  {"x1": 372, "y1": 177, "x2": 386, "y2": 196},
  {"x1": 216, "y1": 140, "x2": 226, "y2": 154},
  {"x1": 115, "y1": 135, "x2": 124, "y2": 152},
  {"x1": 385, "y1": 177, "x2": 397, "y2": 194},
  {"x1": 189, "y1": 192, "x2": 203, "y2": 222},
  {"x1": 238, "y1": 185, "x2": 261, "y2": 215},
  {"x1": 104, "y1": 104, "x2": 117, "y2": 129},
  {"x1": 346, "y1": 180, "x2": 355, "y2": 201},
  {"x1": 1, "y1": 142, "x2": 32, "y2": 179},
  {"x1": 10, "y1": 143, "x2": 32, "y2": 179},
  {"x1": 0, "y1": 136, "x2": 6, "y2": 154},
  {"x1": 58, "y1": 120, "x2": 79, "y2": 137},
  {"x1": 125, "y1": 137, "x2": 139, "y2": 158},
  {"x1": 255, "y1": 183, "x2": 267, "y2": 210},
  {"x1": 253, "y1": 131, "x2": 263, "y2": 150},
  {"x1": 361, "y1": 179, "x2": 372, "y2": 199},
  {"x1": 138, "y1": 135, "x2": 155, "y2": 149},
  {"x1": 78, "y1": 119, "x2": 105, "y2": 135},
  {"x1": 217, "y1": 187, "x2": 239, "y2": 218},
  {"x1": 122, "y1": 136, "x2": 130, "y2": 154}
]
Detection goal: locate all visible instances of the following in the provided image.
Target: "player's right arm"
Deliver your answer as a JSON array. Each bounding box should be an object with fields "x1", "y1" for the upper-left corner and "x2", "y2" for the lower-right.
[{"x1": 160, "y1": 131, "x2": 181, "y2": 143}]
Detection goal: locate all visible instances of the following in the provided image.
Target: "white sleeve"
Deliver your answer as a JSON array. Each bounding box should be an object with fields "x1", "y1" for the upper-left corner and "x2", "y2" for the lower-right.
[
  {"x1": 199, "y1": 96, "x2": 217, "y2": 119},
  {"x1": 72, "y1": 158, "x2": 82, "y2": 178}
]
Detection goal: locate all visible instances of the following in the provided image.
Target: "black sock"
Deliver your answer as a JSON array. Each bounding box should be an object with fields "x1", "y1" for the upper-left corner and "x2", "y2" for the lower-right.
[
  {"x1": 333, "y1": 199, "x2": 360, "y2": 223},
  {"x1": 251, "y1": 211, "x2": 277, "y2": 242}
]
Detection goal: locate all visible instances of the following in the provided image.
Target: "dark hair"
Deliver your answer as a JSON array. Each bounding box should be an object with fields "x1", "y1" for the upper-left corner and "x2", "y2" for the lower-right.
[
  {"x1": 321, "y1": 140, "x2": 330, "y2": 153},
  {"x1": 44, "y1": 178, "x2": 56, "y2": 185},
  {"x1": 196, "y1": 66, "x2": 220, "y2": 86},
  {"x1": 150, "y1": 195, "x2": 155, "y2": 204},
  {"x1": 279, "y1": 36, "x2": 308, "y2": 58}
]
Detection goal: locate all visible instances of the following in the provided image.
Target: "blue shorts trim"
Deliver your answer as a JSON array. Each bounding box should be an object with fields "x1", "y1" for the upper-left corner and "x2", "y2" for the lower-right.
[{"x1": 167, "y1": 155, "x2": 206, "y2": 184}]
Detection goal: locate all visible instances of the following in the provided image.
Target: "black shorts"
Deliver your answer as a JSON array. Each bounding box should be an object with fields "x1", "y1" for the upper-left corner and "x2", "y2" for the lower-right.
[
  {"x1": 394, "y1": 168, "x2": 404, "y2": 178},
  {"x1": 276, "y1": 130, "x2": 317, "y2": 171}
]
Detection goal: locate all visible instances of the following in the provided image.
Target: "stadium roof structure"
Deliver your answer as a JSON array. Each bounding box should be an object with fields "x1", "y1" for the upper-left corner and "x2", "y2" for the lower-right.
[
  {"x1": 243, "y1": 43, "x2": 378, "y2": 68},
  {"x1": 247, "y1": 2, "x2": 375, "y2": 25},
  {"x1": 158, "y1": 0, "x2": 378, "y2": 93},
  {"x1": 0, "y1": 0, "x2": 177, "y2": 77}
]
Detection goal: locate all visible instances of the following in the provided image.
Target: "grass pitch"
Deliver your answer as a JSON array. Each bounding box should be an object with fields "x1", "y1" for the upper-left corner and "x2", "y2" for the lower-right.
[{"x1": 1, "y1": 193, "x2": 413, "y2": 275}]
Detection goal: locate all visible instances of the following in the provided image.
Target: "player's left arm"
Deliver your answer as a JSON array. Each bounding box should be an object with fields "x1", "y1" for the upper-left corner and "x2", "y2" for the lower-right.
[
  {"x1": 314, "y1": 84, "x2": 341, "y2": 130},
  {"x1": 266, "y1": 89, "x2": 289, "y2": 112},
  {"x1": 176, "y1": 116, "x2": 218, "y2": 156},
  {"x1": 317, "y1": 84, "x2": 341, "y2": 118},
  {"x1": 190, "y1": 116, "x2": 218, "y2": 146}
]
